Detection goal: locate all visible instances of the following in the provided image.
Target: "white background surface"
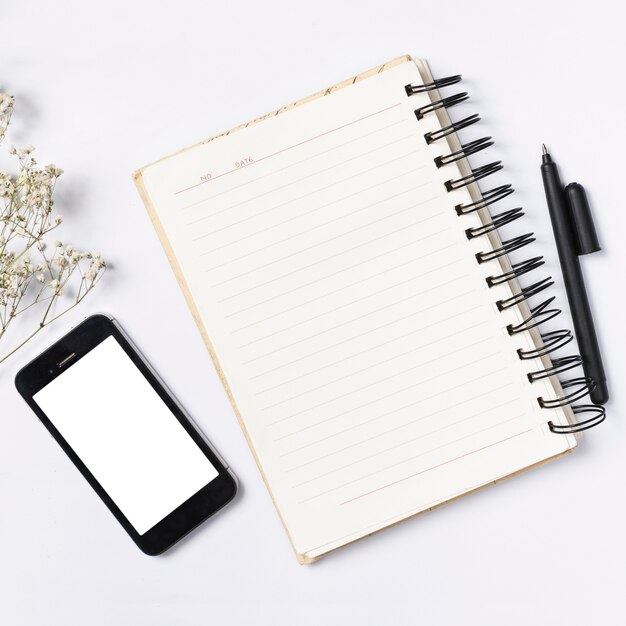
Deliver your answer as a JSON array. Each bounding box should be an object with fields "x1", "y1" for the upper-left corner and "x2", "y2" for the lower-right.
[{"x1": 0, "y1": 1, "x2": 623, "y2": 624}]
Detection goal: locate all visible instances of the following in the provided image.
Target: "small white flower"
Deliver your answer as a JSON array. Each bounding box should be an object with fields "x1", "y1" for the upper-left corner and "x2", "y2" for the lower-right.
[
  {"x1": 49, "y1": 279, "x2": 63, "y2": 295},
  {"x1": 0, "y1": 93, "x2": 13, "y2": 113},
  {"x1": 84, "y1": 268, "x2": 95, "y2": 280},
  {"x1": 0, "y1": 95, "x2": 105, "y2": 361}
]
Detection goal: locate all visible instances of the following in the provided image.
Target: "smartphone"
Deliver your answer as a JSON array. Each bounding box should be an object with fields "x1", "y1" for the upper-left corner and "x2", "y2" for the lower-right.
[{"x1": 15, "y1": 314, "x2": 237, "y2": 555}]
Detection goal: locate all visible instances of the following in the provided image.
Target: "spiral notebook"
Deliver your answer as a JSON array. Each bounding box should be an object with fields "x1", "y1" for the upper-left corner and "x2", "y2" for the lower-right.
[{"x1": 134, "y1": 55, "x2": 604, "y2": 563}]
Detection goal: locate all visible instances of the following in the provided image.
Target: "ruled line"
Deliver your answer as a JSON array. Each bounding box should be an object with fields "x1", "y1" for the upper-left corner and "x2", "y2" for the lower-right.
[
  {"x1": 337, "y1": 430, "x2": 532, "y2": 506},
  {"x1": 199, "y1": 168, "x2": 429, "y2": 256},
  {"x1": 232, "y1": 255, "x2": 462, "y2": 336},
  {"x1": 290, "y1": 400, "x2": 523, "y2": 488},
  {"x1": 226, "y1": 237, "x2": 453, "y2": 320},
  {"x1": 301, "y1": 421, "x2": 528, "y2": 504},
  {"x1": 204, "y1": 182, "x2": 432, "y2": 268},
  {"x1": 262, "y1": 334, "x2": 491, "y2": 411},
  {"x1": 303, "y1": 464, "x2": 520, "y2": 553},
  {"x1": 218, "y1": 227, "x2": 454, "y2": 305},
  {"x1": 174, "y1": 102, "x2": 403, "y2": 194},
  {"x1": 186, "y1": 134, "x2": 415, "y2": 228},
  {"x1": 203, "y1": 169, "x2": 424, "y2": 257},
  {"x1": 207, "y1": 190, "x2": 438, "y2": 274},
  {"x1": 217, "y1": 218, "x2": 449, "y2": 291},
  {"x1": 258, "y1": 320, "x2": 486, "y2": 400},
  {"x1": 200, "y1": 150, "x2": 426, "y2": 250},
  {"x1": 180, "y1": 118, "x2": 408, "y2": 212},
  {"x1": 241, "y1": 283, "x2": 473, "y2": 367},
  {"x1": 255, "y1": 307, "x2": 483, "y2": 392},
  {"x1": 282, "y1": 385, "x2": 517, "y2": 467},
  {"x1": 237, "y1": 273, "x2": 466, "y2": 353},
  {"x1": 269, "y1": 353, "x2": 501, "y2": 426}
]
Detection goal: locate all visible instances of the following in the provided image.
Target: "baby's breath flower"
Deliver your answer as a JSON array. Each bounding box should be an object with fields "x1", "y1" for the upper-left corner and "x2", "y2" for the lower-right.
[
  {"x1": 0, "y1": 93, "x2": 13, "y2": 111},
  {"x1": 45, "y1": 163, "x2": 64, "y2": 177},
  {"x1": 0, "y1": 94, "x2": 107, "y2": 364}
]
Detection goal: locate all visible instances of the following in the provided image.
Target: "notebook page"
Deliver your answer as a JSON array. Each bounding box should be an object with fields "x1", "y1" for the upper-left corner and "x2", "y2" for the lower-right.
[{"x1": 136, "y1": 58, "x2": 576, "y2": 561}]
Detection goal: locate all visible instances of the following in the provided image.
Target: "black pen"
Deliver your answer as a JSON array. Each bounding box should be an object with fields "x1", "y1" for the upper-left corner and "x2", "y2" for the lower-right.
[{"x1": 540, "y1": 145, "x2": 608, "y2": 405}]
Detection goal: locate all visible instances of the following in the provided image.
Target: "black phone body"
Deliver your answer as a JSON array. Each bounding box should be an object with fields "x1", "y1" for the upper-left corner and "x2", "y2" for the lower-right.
[{"x1": 15, "y1": 314, "x2": 237, "y2": 555}]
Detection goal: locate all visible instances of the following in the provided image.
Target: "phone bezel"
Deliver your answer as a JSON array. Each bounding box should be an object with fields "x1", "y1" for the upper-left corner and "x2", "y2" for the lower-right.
[{"x1": 15, "y1": 313, "x2": 237, "y2": 555}]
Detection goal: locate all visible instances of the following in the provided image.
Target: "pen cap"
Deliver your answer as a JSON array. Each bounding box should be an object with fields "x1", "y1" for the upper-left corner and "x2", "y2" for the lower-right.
[{"x1": 565, "y1": 182, "x2": 601, "y2": 255}]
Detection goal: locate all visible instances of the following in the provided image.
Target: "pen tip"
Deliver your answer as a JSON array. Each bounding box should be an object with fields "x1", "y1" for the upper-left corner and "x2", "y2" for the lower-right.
[{"x1": 542, "y1": 143, "x2": 548, "y2": 155}]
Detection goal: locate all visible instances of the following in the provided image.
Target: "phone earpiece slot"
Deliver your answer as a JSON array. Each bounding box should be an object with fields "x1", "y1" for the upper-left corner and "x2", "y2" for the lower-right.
[{"x1": 58, "y1": 352, "x2": 77, "y2": 368}]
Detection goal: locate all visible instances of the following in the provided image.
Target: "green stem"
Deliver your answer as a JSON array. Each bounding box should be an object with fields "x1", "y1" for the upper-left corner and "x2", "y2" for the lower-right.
[
  {"x1": 0, "y1": 325, "x2": 44, "y2": 364},
  {"x1": 0, "y1": 269, "x2": 105, "y2": 365},
  {"x1": 40, "y1": 291, "x2": 58, "y2": 326}
]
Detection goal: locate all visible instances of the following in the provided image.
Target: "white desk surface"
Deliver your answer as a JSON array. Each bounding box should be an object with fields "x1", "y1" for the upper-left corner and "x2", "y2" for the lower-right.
[{"x1": 1, "y1": 1, "x2": 623, "y2": 624}]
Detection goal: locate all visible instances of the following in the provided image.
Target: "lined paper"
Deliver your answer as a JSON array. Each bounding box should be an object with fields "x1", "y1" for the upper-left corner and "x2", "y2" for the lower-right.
[{"x1": 136, "y1": 57, "x2": 576, "y2": 561}]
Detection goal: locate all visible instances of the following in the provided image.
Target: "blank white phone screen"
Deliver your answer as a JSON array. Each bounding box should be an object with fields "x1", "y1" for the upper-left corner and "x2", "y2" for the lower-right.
[{"x1": 33, "y1": 335, "x2": 219, "y2": 535}]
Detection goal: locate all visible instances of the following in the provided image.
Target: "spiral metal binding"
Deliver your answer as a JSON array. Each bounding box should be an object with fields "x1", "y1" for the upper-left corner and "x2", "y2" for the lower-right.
[
  {"x1": 517, "y1": 330, "x2": 573, "y2": 359},
  {"x1": 425, "y1": 114, "x2": 481, "y2": 145},
  {"x1": 405, "y1": 73, "x2": 605, "y2": 434},
  {"x1": 496, "y1": 278, "x2": 554, "y2": 312},
  {"x1": 415, "y1": 92, "x2": 469, "y2": 121},
  {"x1": 455, "y1": 185, "x2": 514, "y2": 215},
  {"x1": 434, "y1": 137, "x2": 493, "y2": 168},
  {"x1": 549, "y1": 405, "x2": 606, "y2": 433},
  {"x1": 405, "y1": 74, "x2": 462, "y2": 95},
  {"x1": 506, "y1": 296, "x2": 560, "y2": 334},
  {"x1": 466, "y1": 207, "x2": 524, "y2": 239},
  {"x1": 486, "y1": 256, "x2": 545, "y2": 287},
  {"x1": 476, "y1": 233, "x2": 536, "y2": 263}
]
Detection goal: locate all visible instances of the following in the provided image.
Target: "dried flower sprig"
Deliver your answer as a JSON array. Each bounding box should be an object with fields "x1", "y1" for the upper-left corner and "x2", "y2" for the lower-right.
[
  {"x1": 0, "y1": 93, "x2": 14, "y2": 143},
  {"x1": 0, "y1": 93, "x2": 106, "y2": 364}
]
